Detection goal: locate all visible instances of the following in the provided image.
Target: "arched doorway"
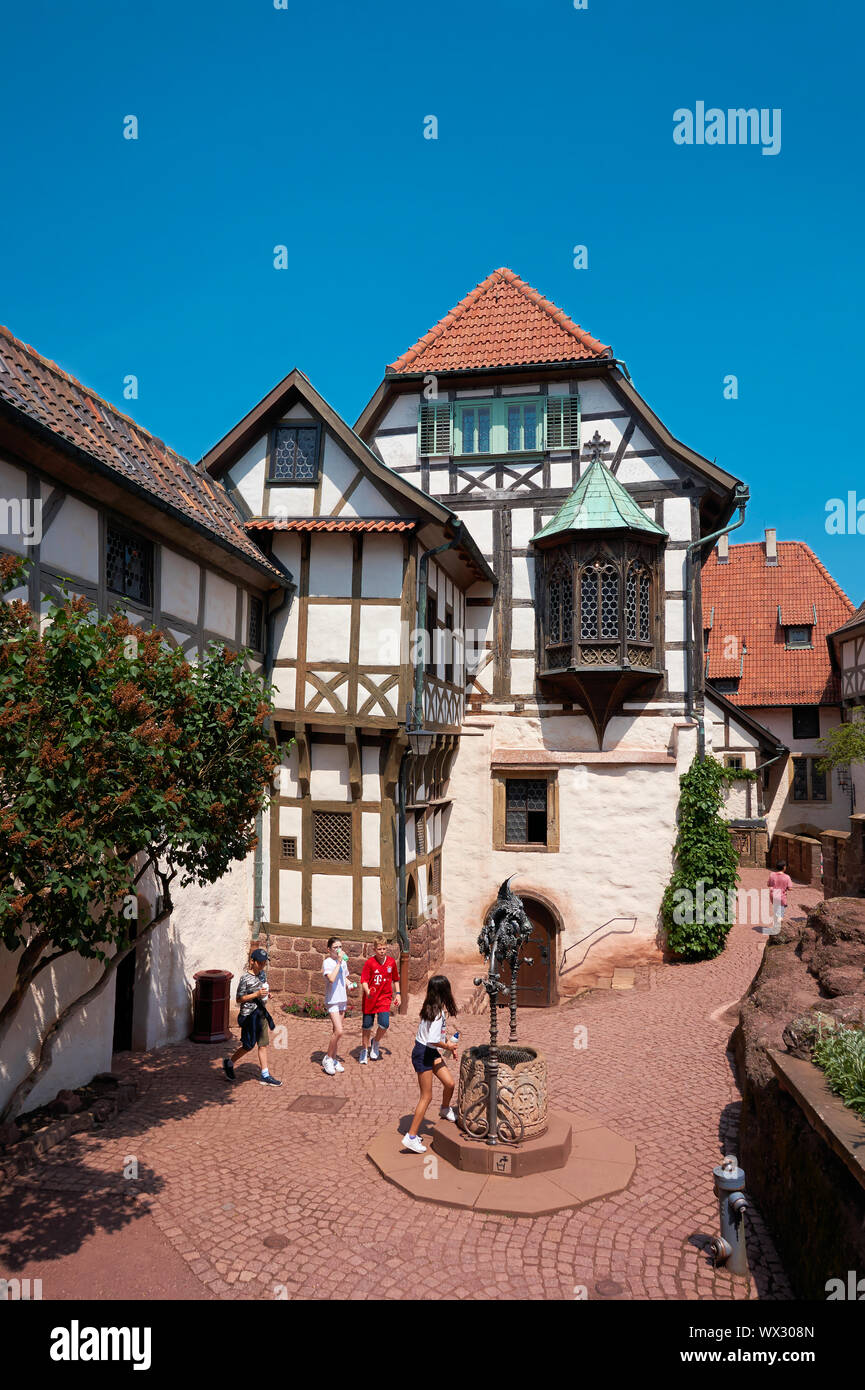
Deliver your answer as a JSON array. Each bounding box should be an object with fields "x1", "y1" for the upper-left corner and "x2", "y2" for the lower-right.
[{"x1": 497, "y1": 895, "x2": 558, "y2": 1008}]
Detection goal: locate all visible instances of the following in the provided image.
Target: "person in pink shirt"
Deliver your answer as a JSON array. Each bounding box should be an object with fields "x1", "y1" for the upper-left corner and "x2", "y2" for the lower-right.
[{"x1": 767, "y1": 861, "x2": 793, "y2": 934}]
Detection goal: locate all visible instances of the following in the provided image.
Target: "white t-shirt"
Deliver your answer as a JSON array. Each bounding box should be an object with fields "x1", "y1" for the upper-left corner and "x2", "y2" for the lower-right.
[
  {"x1": 415, "y1": 1010, "x2": 447, "y2": 1047},
  {"x1": 323, "y1": 957, "x2": 348, "y2": 1008}
]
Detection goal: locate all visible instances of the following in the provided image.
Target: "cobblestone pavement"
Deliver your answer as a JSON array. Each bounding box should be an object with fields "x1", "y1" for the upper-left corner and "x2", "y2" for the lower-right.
[{"x1": 1, "y1": 869, "x2": 822, "y2": 1301}]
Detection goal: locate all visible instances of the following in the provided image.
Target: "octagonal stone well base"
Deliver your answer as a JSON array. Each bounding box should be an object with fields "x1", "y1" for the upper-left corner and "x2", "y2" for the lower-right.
[{"x1": 366, "y1": 1109, "x2": 636, "y2": 1217}]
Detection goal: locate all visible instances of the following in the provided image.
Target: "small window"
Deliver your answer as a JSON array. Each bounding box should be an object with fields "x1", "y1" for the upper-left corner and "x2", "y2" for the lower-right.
[
  {"x1": 312, "y1": 811, "x2": 352, "y2": 861},
  {"x1": 792, "y1": 757, "x2": 828, "y2": 802},
  {"x1": 268, "y1": 424, "x2": 321, "y2": 483},
  {"x1": 106, "y1": 524, "x2": 153, "y2": 606},
  {"x1": 425, "y1": 593, "x2": 437, "y2": 674},
  {"x1": 725, "y1": 755, "x2": 744, "y2": 770},
  {"x1": 505, "y1": 779, "x2": 548, "y2": 845},
  {"x1": 248, "y1": 596, "x2": 264, "y2": 652},
  {"x1": 785, "y1": 625, "x2": 812, "y2": 649},
  {"x1": 792, "y1": 705, "x2": 820, "y2": 740},
  {"x1": 415, "y1": 811, "x2": 426, "y2": 856},
  {"x1": 429, "y1": 854, "x2": 441, "y2": 896},
  {"x1": 280, "y1": 837, "x2": 297, "y2": 861},
  {"x1": 712, "y1": 678, "x2": 740, "y2": 694}
]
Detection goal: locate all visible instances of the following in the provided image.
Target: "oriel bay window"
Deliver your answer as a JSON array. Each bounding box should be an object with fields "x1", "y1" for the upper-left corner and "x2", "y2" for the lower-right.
[{"x1": 541, "y1": 543, "x2": 660, "y2": 672}]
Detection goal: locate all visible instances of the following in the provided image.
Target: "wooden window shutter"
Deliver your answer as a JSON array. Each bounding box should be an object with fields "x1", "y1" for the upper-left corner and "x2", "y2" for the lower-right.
[
  {"x1": 418, "y1": 402, "x2": 452, "y2": 456},
  {"x1": 545, "y1": 394, "x2": 581, "y2": 450}
]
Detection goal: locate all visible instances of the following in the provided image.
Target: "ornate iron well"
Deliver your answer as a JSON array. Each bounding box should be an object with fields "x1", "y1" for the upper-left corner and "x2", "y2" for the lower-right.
[{"x1": 457, "y1": 877, "x2": 549, "y2": 1145}]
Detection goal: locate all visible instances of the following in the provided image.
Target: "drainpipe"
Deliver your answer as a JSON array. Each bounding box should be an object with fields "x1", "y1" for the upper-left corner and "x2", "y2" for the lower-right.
[
  {"x1": 396, "y1": 525, "x2": 462, "y2": 989},
  {"x1": 253, "y1": 561, "x2": 296, "y2": 939},
  {"x1": 686, "y1": 485, "x2": 749, "y2": 760}
]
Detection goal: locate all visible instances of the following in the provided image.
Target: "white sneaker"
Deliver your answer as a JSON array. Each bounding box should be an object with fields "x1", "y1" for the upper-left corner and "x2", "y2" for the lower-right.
[
  {"x1": 322, "y1": 1057, "x2": 336, "y2": 1075},
  {"x1": 334, "y1": 1059, "x2": 345, "y2": 1072},
  {"x1": 401, "y1": 1134, "x2": 426, "y2": 1154},
  {"x1": 439, "y1": 1106, "x2": 456, "y2": 1122},
  {"x1": 370, "y1": 1042, "x2": 380, "y2": 1061},
  {"x1": 359, "y1": 1048, "x2": 368, "y2": 1065}
]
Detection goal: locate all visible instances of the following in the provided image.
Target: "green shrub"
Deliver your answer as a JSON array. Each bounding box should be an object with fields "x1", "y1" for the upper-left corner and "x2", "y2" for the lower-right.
[
  {"x1": 661, "y1": 755, "x2": 740, "y2": 960},
  {"x1": 813, "y1": 1024, "x2": 865, "y2": 1120}
]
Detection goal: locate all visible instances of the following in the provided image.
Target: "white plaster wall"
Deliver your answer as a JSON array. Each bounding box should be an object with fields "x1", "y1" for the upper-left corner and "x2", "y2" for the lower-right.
[
  {"x1": 309, "y1": 743, "x2": 351, "y2": 801},
  {"x1": 270, "y1": 666, "x2": 295, "y2": 709},
  {"x1": 309, "y1": 535, "x2": 352, "y2": 597},
  {"x1": 665, "y1": 550, "x2": 687, "y2": 589},
  {"x1": 306, "y1": 604, "x2": 351, "y2": 663},
  {"x1": 279, "y1": 804, "x2": 302, "y2": 844},
  {"x1": 442, "y1": 716, "x2": 688, "y2": 986},
  {"x1": 617, "y1": 456, "x2": 677, "y2": 484},
  {"x1": 40, "y1": 497, "x2": 100, "y2": 582},
  {"x1": 362, "y1": 744, "x2": 381, "y2": 801},
  {"x1": 340, "y1": 478, "x2": 398, "y2": 518},
  {"x1": 663, "y1": 498, "x2": 692, "y2": 541},
  {"x1": 317, "y1": 435, "x2": 361, "y2": 515},
  {"x1": 512, "y1": 510, "x2": 537, "y2": 549},
  {"x1": 362, "y1": 535, "x2": 404, "y2": 598},
  {"x1": 161, "y1": 548, "x2": 201, "y2": 624},
  {"x1": 204, "y1": 571, "x2": 237, "y2": 639},
  {"x1": 512, "y1": 556, "x2": 536, "y2": 602},
  {"x1": 362, "y1": 811, "x2": 380, "y2": 867},
  {"x1": 0, "y1": 946, "x2": 114, "y2": 1115},
  {"x1": 373, "y1": 433, "x2": 417, "y2": 472},
  {"x1": 0, "y1": 457, "x2": 32, "y2": 556},
  {"x1": 362, "y1": 876, "x2": 382, "y2": 932},
  {"x1": 311, "y1": 874, "x2": 352, "y2": 929},
  {"x1": 141, "y1": 857, "x2": 252, "y2": 1050},
  {"x1": 228, "y1": 437, "x2": 267, "y2": 516},
  {"x1": 358, "y1": 605, "x2": 401, "y2": 666},
  {"x1": 280, "y1": 870, "x2": 302, "y2": 924}
]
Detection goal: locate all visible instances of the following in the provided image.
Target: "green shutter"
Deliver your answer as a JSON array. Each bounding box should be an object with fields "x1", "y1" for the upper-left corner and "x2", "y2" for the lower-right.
[
  {"x1": 418, "y1": 402, "x2": 452, "y2": 456},
  {"x1": 545, "y1": 394, "x2": 581, "y2": 450}
]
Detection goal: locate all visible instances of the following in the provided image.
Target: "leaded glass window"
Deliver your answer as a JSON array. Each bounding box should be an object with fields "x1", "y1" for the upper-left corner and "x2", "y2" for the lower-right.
[
  {"x1": 105, "y1": 525, "x2": 152, "y2": 606},
  {"x1": 580, "y1": 560, "x2": 619, "y2": 640},
  {"x1": 626, "y1": 562, "x2": 651, "y2": 641},
  {"x1": 792, "y1": 759, "x2": 809, "y2": 801},
  {"x1": 270, "y1": 425, "x2": 320, "y2": 482},
  {"x1": 248, "y1": 596, "x2": 264, "y2": 652},
  {"x1": 505, "y1": 779, "x2": 547, "y2": 844},
  {"x1": 547, "y1": 556, "x2": 573, "y2": 648},
  {"x1": 460, "y1": 406, "x2": 492, "y2": 454}
]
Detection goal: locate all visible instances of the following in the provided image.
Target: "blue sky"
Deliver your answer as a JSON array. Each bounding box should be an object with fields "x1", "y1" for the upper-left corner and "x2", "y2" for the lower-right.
[{"x1": 1, "y1": 0, "x2": 863, "y2": 600}]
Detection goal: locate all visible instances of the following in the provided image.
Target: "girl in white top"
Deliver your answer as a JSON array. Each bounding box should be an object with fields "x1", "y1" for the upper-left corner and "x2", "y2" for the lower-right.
[
  {"x1": 321, "y1": 936, "x2": 356, "y2": 1075},
  {"x1": 402, "y1": 975, "x2": 459, "y2": 1154}
]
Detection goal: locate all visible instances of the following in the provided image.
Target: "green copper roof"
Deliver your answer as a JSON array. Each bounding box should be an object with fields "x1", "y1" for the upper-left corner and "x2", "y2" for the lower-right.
[{"x1": 532, "y1": 458, "x2": 668, "y2": 541}]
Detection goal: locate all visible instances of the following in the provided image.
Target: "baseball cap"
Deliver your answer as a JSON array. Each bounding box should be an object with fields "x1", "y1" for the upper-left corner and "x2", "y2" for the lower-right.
[{"x1": 250, "y1": 949, "x2": 269, "y2": 964}]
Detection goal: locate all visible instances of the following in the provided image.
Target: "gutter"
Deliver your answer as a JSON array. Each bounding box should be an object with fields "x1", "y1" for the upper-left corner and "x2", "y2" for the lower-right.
[
  {"x1": 685, "y1": 484, "x2": 749, "y2": 759},
  {"x1": 252, "y1": 551, "x2": 297, "y2": 938}
]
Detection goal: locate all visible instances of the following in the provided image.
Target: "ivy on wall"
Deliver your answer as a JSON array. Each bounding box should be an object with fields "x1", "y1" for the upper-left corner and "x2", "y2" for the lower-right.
[{"x1": 661, "y1": 755, "x2": 741, "y2": 960}]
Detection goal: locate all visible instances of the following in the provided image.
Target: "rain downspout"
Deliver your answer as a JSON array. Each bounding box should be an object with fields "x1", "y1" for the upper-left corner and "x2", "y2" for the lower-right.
[
  {"x1": 253, "y1": 563, "x2": 295, "y2": 939},
  {"x1": 686, "y1": 484, "x2": 749, "y2": 760},
  {"x1": 397, "y1": 525, "x2": 463, "y2": 958}
]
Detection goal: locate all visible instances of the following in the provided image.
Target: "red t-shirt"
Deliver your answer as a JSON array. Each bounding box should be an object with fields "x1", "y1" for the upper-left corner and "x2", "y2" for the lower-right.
[{"x1": 361, "y1": 955, "x2": 398, "y2": 1011}]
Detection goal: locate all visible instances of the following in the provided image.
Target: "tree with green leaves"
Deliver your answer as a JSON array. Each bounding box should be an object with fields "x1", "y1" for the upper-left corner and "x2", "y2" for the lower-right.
[
  {"x1": 661, "y1": 755, "x2": 741, "y2": 960},
  {"x1": 817, "y1": 717, "x2": 865, "y2": 784},
  {"x1": 0, "y1": 555, "x2": 276, "y2": 1121}
]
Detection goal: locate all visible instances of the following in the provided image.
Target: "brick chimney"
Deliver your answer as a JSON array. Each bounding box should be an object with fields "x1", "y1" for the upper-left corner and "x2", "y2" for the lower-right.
[
  {"x1": 717, "y1": 533, "x2": 729, "y2": 563},
  {"x1": 765, "y1": 527, "x2": 777, "y2": 565}
]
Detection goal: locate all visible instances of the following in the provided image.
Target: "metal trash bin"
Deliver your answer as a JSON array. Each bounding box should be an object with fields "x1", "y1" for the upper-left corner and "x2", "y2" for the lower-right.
[{"x1": 191, "y1": 969, "x2": 234, "y2": 1043}]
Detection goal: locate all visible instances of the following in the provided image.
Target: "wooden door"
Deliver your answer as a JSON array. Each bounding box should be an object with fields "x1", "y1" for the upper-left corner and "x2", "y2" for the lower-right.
[
  {"x1": 112, "y1": 925, "x2": 138, "y2": 1053},
  {"x1": 498, "y1": 900, "x2": 554, "y2": 1007}
]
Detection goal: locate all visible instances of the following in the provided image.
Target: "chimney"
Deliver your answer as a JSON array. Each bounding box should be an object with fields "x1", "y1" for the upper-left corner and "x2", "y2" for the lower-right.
[
  {"x1": 765, "y1": 528, "x2": 777, "y2": 565},
  {"x1": 717, "y1": 533, "x2": 729, "y2": 563}
]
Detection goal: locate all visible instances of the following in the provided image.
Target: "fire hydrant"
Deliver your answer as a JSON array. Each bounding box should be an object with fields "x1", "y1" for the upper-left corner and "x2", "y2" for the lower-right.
[{"x1": 709, "y1": 1155, "x2": 749, "y2": 1276}]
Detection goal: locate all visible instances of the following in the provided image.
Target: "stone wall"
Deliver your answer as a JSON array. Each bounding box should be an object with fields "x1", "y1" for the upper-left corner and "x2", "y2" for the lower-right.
[
  {"x1": 731, "y1": 898, "x2": 865, "y2": 1298},
  {"x1": 769, "y1": 832, "x2": 822, "y2": 886},
  {"x1": 820, "y1": 814, "x2": 865, "y2": 900},
  {"x1": 408, "y1": 903, "x2": 445, "y2": 991}
]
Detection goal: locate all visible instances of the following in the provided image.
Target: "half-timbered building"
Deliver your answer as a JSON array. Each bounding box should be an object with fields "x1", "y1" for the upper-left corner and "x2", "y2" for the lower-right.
[
  {"x1": 827, "y1": 598, "x2": 865, "y2": 813},
  {"x1": 355, "y1": 267, "x2": 762, "y2": 989}
]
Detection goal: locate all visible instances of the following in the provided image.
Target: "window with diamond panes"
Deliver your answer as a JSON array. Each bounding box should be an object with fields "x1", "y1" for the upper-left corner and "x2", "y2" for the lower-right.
[
  {"x1": 312, "y1": 811, "x2": 352, "y2": 861},
  {"x1": 626, "y1": 562, "x2": 651, "y2": 641},
  {"x1": 105, "y1": 525, "x2": 153, "y2": 605},
  {"x1": 547, "y1": 556, "x2": 573, "y2": 650},
  {"x1": 505, "y1": 779, "x2": 548, "y2": 845},
  {"x1": 269, "y1": 425, "x2": 320, "y2": 483},
  {"x1": 248, "y1": 596, "x2": 264, "y2": 652}
]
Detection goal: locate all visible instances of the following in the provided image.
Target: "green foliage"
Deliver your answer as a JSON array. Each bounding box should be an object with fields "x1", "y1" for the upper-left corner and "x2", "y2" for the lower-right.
[
  {"x1": 0, "y1": 554, "x2": 276, "y2": 963},
  {"x1": 720, "y1": 764, "x2": 758, "y2": 783},
  {"x1": 661, "y1": 755, "x2": 740, "y2": 960},
  {"x1": 816, "y1": 718, "x2": 865, "y2": 777},
  {"x1": 813, "y1": 1023, "x2": 865, "y2": 1120}
]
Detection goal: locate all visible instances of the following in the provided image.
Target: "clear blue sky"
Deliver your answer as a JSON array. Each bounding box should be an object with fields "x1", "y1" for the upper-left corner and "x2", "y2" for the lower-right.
[{"x1": 1, "y1": 0, "x2": 863, "y2": 600}]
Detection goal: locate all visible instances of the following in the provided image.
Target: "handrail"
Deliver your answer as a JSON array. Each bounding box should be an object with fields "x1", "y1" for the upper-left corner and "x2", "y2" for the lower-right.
[{"x1": 558, "y1": 917, "x2": 637, "y2": 974}]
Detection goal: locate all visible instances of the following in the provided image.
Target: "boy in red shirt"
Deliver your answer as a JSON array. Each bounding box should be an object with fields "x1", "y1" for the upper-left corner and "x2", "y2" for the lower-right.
[{"x1": 359, "y1": 935, "x2": 401, "y2": 1064}]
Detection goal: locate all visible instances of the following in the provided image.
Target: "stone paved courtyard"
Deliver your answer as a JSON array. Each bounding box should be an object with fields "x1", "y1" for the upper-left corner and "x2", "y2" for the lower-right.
[{"x1": 0, "y1": 869, "x2": 823, "y2": 1301}]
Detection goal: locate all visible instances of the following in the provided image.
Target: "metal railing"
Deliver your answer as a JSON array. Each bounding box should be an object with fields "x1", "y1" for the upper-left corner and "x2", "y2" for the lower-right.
[{"x1": 558, "y1": 917, "x2": 637, "y2": 975}]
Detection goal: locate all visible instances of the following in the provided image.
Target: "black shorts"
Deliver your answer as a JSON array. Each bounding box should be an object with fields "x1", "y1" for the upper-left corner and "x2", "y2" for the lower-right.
[
  {"x1": 240, "y1": 1010, "x2": 268, "y2": 1052},
  {"x1": 411, "y1": 1042, "x2": 442, "y2": 1073}
]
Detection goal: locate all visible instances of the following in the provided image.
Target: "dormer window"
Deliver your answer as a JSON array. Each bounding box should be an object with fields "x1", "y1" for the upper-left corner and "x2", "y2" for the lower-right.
[
  {"x1": 268, "y1": 423, "x2": 322, "y2": 483},
  {"x1": 784, "y1": 624, "x2": 813, "y2": 649}
]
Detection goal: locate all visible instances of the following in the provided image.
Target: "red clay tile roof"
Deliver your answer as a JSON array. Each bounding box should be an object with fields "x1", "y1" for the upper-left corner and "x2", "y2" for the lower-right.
[
  {"x1": 387, "y1": 267, "x2": 611, "y2": 374},
  {"x1": 0, "y1": 324, "x2": 282, "y2": 581},
  {"x1": 245, "y1": 518, "x2": 416, "y2": 532},
  {"x1": 702, "y1": 540, "x2": 855, "y2": 706},
  {"x1": 828, "y1": 597, "x2": 865, "y2": 638}
]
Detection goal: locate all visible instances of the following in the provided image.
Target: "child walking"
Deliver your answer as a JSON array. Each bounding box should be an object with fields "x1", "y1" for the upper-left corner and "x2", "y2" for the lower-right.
[
  {"x1": 223, "y1": 948, "x2": 281, "y2": 1086},
  {"x1": 321, "y1": 936, "x2": 356, "y2": 1075},
  {"x1": 402, "y1": 975, "x2": 459, "y2": 1154},
  {"x1": 359, "y1": 935, "x2": 401, "y2": 1063}
]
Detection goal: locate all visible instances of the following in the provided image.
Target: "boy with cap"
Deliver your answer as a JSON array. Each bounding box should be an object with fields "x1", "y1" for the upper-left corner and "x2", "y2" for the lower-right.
[{"x1": 223, "y1": 948, "x2": 282, "y2": 1086}]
